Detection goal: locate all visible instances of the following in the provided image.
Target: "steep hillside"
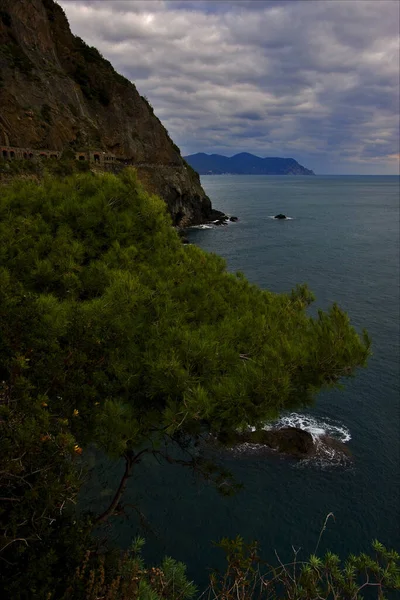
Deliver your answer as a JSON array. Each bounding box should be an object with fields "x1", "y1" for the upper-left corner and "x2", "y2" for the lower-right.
[
  {"x1": 184, "y1": 152, "x2": 315, "y2": 175},
  {"x1": 0, "y1": 0, "x2": 219, "y2": 225}
]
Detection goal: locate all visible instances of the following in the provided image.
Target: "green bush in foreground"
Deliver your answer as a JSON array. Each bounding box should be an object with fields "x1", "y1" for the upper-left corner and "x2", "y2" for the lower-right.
[
  {"x1": 61, "y1": 536, "x2": 400, "y2": 600},
  {"x1": 0, "y1": 169, "x2": 377, "y2": 597},
  {"x1": 61, "y1": 536, "x2": 197, "y2": 600},
  {"x1": 206, "y1": 537, "x2": 400, "y2": 600}
]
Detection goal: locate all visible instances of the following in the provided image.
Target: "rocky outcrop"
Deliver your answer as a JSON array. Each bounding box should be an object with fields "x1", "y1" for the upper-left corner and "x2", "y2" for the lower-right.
[
  {"x1": 274, "y1": 214, "x2": 287, "y2": 220},
  {"x1": 233, "y1": 427, "x2": 314, "y2": 457},
  {"x1": 223, "y1": 427, "x2": 351, "y2": 461},
  {"x1": 0, "y1": 0, "x2": 216, "y2": 225}
]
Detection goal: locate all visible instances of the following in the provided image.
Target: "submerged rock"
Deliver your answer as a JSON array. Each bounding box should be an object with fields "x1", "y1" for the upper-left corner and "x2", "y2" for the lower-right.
[
  {"x1": 274, "y1": 214, "x2": 287, "y2": 220},
  {"x1": 229, "y1": 216, "x2": 239, "y2": 222}
]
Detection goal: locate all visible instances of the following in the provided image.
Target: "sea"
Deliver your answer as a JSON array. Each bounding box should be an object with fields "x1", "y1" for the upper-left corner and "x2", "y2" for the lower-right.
[{"x1": 87, "y1": 175, "x2": 400, "y2": 587}]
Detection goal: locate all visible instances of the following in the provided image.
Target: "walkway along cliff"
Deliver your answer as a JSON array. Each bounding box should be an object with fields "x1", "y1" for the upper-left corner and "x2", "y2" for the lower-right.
[
  {"x1": 1, "y1": 145, "x2": 153, "y2": 167},
  {"x1": 0, "y1": 0, "x2": 222, "y2": 225}
]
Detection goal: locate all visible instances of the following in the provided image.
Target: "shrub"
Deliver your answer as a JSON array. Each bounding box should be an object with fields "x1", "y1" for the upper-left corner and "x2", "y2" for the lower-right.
[{"x1": 207, "y1": 536, "x2": 400, "y2": 600}]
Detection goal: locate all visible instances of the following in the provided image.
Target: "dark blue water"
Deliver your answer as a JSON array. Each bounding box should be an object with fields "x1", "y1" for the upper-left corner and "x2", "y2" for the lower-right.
[{"x1": 89, "y1": 175, "x2": 400, "y2": 586}]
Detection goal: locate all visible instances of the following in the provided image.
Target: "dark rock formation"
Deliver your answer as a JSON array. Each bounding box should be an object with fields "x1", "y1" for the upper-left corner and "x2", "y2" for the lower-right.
[
  {"x1": 184, "y1": 152, "x2": 315, "y2": 175},
  {"x1": 222, "y1": 427, "x2": 352, "y2": 462},
  {"x1": 237, "y1": 427, "x2": 315, "y2": 457},
  {"x1": 209, "y1": 208, "x2": 228, "y2": 222},
  {"x1": 229, "y1": 216, "x2": 239, "y2": 222},
  {"x1": 274, "y1": 214, "x2": 287, "y2": 219},
  {"x1": 0, "y1": 0, "x2": 217, "y2": 225},
  {"x1": 319, "y1": 435, "x2": 352, "y2": 458}
]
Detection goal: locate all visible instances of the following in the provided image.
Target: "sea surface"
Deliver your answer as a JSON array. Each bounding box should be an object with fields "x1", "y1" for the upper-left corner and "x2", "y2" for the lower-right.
[{"x1": 87, "y1": 175, "x2": 400, "y2": 587}]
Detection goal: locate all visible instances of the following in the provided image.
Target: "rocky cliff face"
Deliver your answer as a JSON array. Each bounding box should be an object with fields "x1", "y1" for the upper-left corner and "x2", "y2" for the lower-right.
[{"x1": 0, "y1": 0, "x2": 216, "y2": 225}]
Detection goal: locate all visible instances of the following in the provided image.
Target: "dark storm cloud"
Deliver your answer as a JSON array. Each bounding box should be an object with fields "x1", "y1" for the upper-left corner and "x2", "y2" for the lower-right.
[
  {"x1": 59, "y1": 0, "x2": 399, "y2": 173},
  {"x1": 234, "y1": 111, "x2": 264, "y2": 122}
]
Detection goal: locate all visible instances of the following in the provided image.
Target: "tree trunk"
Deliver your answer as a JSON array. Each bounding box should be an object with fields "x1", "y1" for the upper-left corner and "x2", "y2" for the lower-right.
[{"x1": 94, "y1": 452, "x2": 135, "y2": 525}]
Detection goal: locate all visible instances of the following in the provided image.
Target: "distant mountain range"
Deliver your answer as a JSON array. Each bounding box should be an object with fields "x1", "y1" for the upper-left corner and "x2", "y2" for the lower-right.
[{"x1": 184, "y1": 153, "x2": 315, "y2": 175}]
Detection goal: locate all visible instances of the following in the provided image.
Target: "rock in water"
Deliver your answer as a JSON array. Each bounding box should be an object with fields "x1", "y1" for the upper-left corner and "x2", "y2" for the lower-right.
[
  {"x1": 274, "y1": 214, "x2": 287, "y2": 220},
  {"x1": 225, "y1": 427, "x2": 315, "y2": 458},
  {"x1": 221, "y1": 427, "x2": 353, "y2": 463},
  {"x1": 250, "y1": 427, "x2": 314, "y2": 457},
  {"x1": 319, "y1": 435, "x2": 352, "y2": 458}
]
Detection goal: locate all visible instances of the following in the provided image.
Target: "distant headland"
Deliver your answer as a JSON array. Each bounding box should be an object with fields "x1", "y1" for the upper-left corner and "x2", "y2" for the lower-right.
[{"x1": 184, "y1": 152, "x2": 315, "y2": 175}]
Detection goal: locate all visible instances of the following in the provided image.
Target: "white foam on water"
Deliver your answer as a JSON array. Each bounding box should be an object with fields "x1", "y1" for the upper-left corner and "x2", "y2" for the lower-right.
[
  {"x1": 212, "y1": 219, "x2": 231, "y2": 225},
  {"x1": 244, "y1": 412, "x2": 352, "y2": 469},
  {"x1": 189, "y1": 224, "x2": 213, "y2": 229},
  {"x1": 265, "y1": 412, "x2": 351, "y2": 443}
]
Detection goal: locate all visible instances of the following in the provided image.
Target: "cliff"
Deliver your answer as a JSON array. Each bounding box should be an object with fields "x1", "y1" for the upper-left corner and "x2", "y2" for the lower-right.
[
  {"x1": 0, "y1": 0, "x2": 217, "y2": 225},
  {"x1": 184, "y1": 152, "x2": 315, "y2": 175}
]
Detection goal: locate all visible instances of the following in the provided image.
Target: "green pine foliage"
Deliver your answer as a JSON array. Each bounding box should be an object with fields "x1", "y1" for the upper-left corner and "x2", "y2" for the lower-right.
[
  {"x1": 0, "y1": 169, "x2": 374, "y2": 597},
  {"x1": 208, "y1": 536, "x2": 400, "y2": 599},
  {"x1": 0, "y1": 169, "x2": 370, "y2": 446},
  {"x1": 61, "y1": 537, "x2": 197, "y2": 600}
]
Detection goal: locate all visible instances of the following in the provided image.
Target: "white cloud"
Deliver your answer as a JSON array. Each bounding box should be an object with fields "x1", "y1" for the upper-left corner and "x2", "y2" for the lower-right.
[{"x1": 59, "y1": 0, "x2": 400, "y2": 174}]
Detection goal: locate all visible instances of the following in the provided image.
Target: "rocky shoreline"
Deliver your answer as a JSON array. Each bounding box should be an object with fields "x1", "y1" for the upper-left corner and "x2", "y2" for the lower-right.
[{"x1": 177, "y1": 212, "x2": 239, "y2": 241}]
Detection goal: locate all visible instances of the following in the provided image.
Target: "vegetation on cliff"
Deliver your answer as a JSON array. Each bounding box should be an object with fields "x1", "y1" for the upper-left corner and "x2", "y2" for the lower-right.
[{"x1": 1, "y1": 170, "x2": 398, "y2": 598}]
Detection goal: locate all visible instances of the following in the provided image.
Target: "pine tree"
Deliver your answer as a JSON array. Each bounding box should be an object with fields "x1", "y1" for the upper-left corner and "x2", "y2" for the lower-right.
[{"x1": 0, "y1": 169, "x2": 373, "y2": 597}]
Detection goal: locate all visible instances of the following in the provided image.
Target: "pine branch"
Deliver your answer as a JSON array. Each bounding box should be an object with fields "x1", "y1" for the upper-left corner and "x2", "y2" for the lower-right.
[{"x1": 94, "y1": 449, "x2": 148, "y2": 525}]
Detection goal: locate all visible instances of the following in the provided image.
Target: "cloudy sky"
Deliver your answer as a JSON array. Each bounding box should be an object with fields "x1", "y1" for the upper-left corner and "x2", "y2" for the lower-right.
[{"x1": 59, "y1": 0, "x2": 399, "y2": 174}]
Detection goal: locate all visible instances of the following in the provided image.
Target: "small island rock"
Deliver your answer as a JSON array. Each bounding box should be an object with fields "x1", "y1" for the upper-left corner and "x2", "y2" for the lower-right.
[
  {"x1": 221, "y1": 427, "x2": 315, "y2": 458},
  {"x1": 247, "y1": 427, "x2": 314, "y2": 457},
  {"x1": 274, "y1": 214, "x2": 287, "y2": 220},
  {"x1": 219, "y1": 426, "x2": 352, "y2": 462}
]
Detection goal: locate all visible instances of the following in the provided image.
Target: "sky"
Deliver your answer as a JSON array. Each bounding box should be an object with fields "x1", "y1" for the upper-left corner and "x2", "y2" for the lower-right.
[{"x1": 59, "y1": 0, "x2": 400, "y2": 174}]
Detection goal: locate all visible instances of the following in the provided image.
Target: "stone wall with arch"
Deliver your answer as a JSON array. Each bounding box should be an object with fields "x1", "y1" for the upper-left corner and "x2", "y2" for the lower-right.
[{"x1": 0, "y1": 146, "x2": 122, "y2": 165}]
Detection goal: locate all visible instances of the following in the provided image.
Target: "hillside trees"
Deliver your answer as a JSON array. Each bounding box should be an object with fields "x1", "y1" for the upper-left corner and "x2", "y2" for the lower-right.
[{"x1": 0, "y1": 170, "x2": 371, "y2": 595}]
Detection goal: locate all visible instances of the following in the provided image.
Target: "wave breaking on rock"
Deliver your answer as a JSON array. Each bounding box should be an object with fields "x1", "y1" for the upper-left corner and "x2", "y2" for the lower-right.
[{"x1": 225, "y1": 413, "x2": 352, "y2": 469}]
